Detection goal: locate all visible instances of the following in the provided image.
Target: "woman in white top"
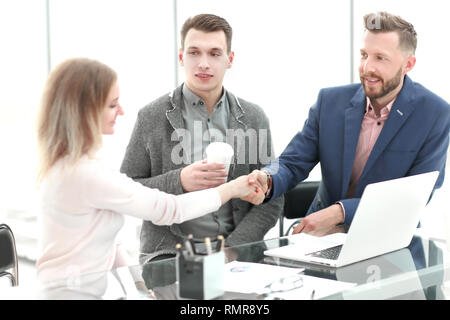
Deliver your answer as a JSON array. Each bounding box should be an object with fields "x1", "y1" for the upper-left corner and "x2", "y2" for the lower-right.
[{"x1": 35, "y1": 58, "x2": 260, "y2": 283}]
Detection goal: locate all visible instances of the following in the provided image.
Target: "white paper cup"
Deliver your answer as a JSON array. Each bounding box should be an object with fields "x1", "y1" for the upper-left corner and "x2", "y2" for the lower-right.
[{"x1": 205, "y1": 142, "x2": 234, "y2": 180}]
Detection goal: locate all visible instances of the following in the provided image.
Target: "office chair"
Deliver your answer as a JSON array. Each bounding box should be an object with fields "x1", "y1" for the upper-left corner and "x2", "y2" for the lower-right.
[
  {"x1": 279, "y1": 181, "x2": 320, "y2": 236},
  {"x1": 0, "y1": 224, "x2": 19, "y2": 286}
]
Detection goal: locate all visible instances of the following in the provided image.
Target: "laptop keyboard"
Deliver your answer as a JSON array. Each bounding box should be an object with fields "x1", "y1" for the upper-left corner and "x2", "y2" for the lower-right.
[{"x1": 306, "y1": 245, "x2": 343, "y2": 260}]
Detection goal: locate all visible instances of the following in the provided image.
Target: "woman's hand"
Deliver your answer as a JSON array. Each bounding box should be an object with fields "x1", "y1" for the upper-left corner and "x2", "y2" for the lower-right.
[
  {"x1": 240, "y1": 170, "x2": 268, "y2": 205},
  {"x1": 230, "y1": 175, "x2": 260, "y2": 198},
  {"x1": 216, "y1": 174, "x2": 263, "y2": 204}
]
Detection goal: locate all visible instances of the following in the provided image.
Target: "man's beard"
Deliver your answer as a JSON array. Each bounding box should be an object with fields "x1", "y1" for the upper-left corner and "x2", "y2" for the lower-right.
[{"x1": 361, "y1": 67, "x2": 403, "y2": 100}]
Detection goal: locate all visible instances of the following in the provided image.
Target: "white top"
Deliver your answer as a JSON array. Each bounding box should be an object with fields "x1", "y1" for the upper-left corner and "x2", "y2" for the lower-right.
[{"x1": 36, "y1": 155, "x2": 221, "y2": 282}]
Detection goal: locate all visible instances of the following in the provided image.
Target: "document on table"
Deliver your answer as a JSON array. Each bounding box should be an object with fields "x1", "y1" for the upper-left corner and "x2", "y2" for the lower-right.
[
  {"x1": 224, "y1": 261, "x2": 356, "y2": 299},
  {"x1": 224, "y1": 261, "x2": 303, "y2": 294},
  {"x1": 271, "y1": 274, "x2": 356, "y2": 300}
]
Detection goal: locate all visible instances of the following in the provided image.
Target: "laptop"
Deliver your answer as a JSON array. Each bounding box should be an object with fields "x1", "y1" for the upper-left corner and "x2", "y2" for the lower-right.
[{"x1": 264, "y1": 171, "x2": 439, "y2": 268}]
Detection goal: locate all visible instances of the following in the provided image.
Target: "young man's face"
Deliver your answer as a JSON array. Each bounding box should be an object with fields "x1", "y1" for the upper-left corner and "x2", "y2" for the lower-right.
[
  {"x1": 359, "y1": 31, "x2": 415, "y2": 106},
  {"x1": 179, "y1": 28, "x2": 234, "y2": 97}
]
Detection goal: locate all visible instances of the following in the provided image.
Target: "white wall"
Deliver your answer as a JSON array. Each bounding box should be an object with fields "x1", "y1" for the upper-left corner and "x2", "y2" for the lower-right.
[
  {"x1": 48, "y1": 0, "x2": 176, "y2": 170},
  {"x1": 0, "y1": 1, "x2": 47, "y2": 216}
]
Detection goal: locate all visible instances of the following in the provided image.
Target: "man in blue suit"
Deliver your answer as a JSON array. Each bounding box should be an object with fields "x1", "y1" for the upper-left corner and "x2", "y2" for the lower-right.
[{"x1": 243, "y1": 12, "x2": 450, "y2": 233}]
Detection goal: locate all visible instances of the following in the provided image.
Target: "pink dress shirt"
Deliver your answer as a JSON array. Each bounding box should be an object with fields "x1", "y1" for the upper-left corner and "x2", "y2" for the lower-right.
[{"x1": 346, "y1": 98, "x2": 395, "y2": 198}]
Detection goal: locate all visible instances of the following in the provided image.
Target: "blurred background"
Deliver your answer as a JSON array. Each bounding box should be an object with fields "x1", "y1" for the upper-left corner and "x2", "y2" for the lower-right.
[{"x1": 0, "y1": 0, "x2": 448, "y2": 279}]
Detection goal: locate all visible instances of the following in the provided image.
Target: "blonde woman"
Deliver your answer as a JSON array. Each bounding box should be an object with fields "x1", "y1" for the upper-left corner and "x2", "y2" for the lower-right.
[{"x1": 35, "y1": 58, "x2": 260, "y2": 283}]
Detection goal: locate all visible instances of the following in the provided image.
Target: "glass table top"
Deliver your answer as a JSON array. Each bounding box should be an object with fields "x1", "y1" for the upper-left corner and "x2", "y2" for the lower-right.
[{"x1": 3, "y1": 227, "x2": 450, "y2": 300}]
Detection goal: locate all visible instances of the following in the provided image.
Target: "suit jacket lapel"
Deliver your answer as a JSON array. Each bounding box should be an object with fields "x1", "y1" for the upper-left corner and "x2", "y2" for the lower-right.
[
  {"x1": 357, "y1": 76, "x2": 416, "y2": 189},
  {"x1": 227, "y1": 91, "x2": 246, "y2": 130},
  {"x1": 165, "y1": 85, "x2": 185, "y2": 140},
  {"x1": 164, "y1": 85, "x2": 192, "y2": 166},
  {"x1": 341, "y1": 87, "x2": 366, "y2": 198},
  {"x1": 226, "y1": 92, "x2": 247, "y2": 177}
]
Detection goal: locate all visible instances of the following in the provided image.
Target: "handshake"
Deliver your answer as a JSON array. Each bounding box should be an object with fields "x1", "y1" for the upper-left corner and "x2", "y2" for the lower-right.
[
  {"x1": 238, "y1": 170, "x2": 270, "y2": 205},
  {"x1": 180, "y1": 160, "x2": 269, "y2": 205},
  {"x1": 222, "y1": 169, "x2": 269, "y2": 205},
  {"x1": 181, "y1": 160, "x2": 345, "y2": 235}
]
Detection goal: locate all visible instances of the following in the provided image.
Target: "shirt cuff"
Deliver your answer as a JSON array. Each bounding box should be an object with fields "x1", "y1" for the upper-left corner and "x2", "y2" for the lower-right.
[{"x1": 335, "y1": 201, "x2": 346, "y2": 224}]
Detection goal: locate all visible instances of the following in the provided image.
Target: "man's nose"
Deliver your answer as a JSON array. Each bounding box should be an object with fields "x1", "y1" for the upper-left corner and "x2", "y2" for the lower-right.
[
  {"x1": 362, "y1": 57, "x2": 376, "y2": 74},
  {"x1": 198, "y1": 55, "x2": 210, "y2": 69}
]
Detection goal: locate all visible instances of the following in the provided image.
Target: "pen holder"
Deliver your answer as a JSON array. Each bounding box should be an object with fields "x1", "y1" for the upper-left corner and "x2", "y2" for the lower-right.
[{"x1": 176, "y1": 251, "x2": 225, "y2": 300}]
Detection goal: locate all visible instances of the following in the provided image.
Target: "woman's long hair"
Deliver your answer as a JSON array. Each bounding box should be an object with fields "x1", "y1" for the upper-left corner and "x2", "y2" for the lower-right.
[{"x1": 37, "y1": 58, "x2": 117, "y2": 182}]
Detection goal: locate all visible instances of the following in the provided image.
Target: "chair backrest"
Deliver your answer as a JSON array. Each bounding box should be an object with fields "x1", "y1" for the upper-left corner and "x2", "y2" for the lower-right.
[
  {"x1": 279, "y1": 181, "x2": 320, "y2": 236},
  {"x1": 283, "y1": 181, "x2": 320, "y2": 219},
  {"x1": 0, "y1": 224, "x2": 19, "y2": 286}
]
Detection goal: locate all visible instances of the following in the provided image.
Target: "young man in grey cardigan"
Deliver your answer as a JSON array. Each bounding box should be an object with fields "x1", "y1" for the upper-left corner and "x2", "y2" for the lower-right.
[{"x1": 120, "y1": 14, "x2": 283, "y2": 263}]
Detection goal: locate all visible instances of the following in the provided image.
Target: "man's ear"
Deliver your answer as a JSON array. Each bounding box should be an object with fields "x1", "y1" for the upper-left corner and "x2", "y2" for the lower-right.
[
  {"x1": 227, "y1": 51, "x2": 235, "y2": 69},
  {"x1": 179, "y1": 48, "x2": 184, "y2": 66},
  {"x1": 404, "y1": 54, "x2": 416, "y2": 74}
]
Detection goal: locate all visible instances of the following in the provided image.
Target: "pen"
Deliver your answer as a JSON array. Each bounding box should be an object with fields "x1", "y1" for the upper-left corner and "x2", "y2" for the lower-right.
[
  {"x1": 310, "y1": 289, "x2": 315, "y2": 300},
  {"x1": 176, "y1": 242, "x2": 187, "y2": 260},
  {"x1": 184, "y1": 238, "x2": 195, "y2": 257},
  {"x1": 205, "y1": 237, "x2": 212, "y2": 255},
  {"x1": 216, "y1": 235, "x2": 225, "y2": 252},
  {"x1": 188, "y1": 234, "x2": 197, "y2": 255}
]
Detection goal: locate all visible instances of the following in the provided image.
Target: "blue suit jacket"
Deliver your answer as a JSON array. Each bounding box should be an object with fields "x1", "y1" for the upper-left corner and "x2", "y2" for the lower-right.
[{"x1": 265, "y1": 76, "x2": 450, "y2": 224}]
